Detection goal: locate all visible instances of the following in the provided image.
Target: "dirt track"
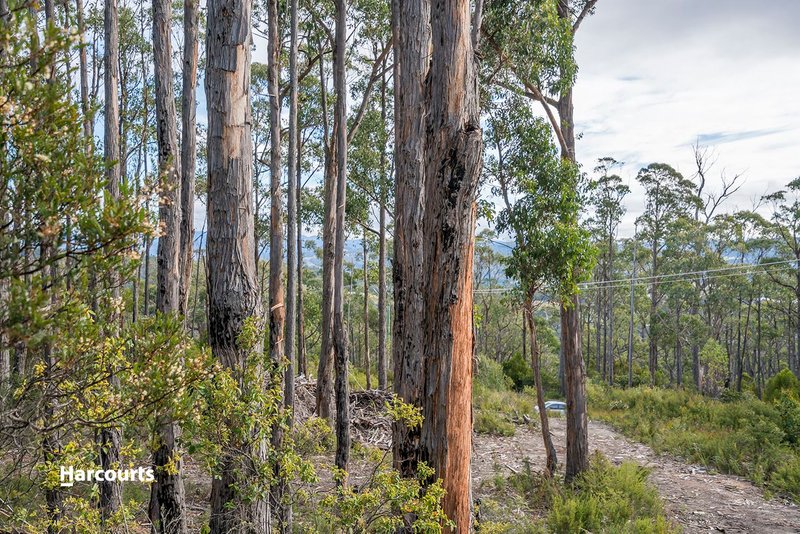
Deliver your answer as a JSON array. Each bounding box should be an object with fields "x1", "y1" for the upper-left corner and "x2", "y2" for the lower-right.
[{"x1": 472, "y1": 418, "x2": 800, "y2": 533}]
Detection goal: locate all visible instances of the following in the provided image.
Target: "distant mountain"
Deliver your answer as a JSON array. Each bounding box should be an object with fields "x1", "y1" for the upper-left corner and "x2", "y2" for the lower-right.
[{"x1": 148, "y1": 233, "x2": 514, "y2": 273}]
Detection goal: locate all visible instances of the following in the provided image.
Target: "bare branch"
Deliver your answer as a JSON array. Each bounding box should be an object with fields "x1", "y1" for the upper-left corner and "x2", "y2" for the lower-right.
[
  {"x1": 472, "y1": 0, "x2": 484, "y2": 51},
  {"x1": 572, "y1": 0, "x2": 598, "y2": 33},
  {"x1": 347, "y1": 38, "x2": 394, "y2": 144}
]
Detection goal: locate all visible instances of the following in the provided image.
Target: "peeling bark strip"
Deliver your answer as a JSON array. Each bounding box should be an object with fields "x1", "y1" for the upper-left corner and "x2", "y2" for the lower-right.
[
  {"x1": 392, "y1": 0, "x2": 482, "y2": 530},
  {"x1": 205, "y1": 0, "x2": 266, "y2": 531}
]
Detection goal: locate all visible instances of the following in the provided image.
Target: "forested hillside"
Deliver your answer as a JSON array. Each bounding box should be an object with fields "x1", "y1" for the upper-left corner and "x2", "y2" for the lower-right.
[{"x1": 1, "y1": 0, "x2": 799, "y2": 532}]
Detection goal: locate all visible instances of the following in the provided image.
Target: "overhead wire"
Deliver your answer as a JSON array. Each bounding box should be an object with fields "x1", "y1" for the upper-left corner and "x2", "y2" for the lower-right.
[{"x1": 471, "y1": 260, "x2": 800, "y2": 294}]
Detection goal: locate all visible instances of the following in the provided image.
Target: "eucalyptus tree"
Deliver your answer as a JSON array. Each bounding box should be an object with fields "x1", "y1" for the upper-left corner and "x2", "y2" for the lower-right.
[
  {"x1": 205, "y1": 0, "x2": 268, "y2": 529},
  {"x1": 265, "y1": 0, "x2": 291, "y2": 526},
  {"x1": 687, "y1": 143, "x2": 743, "y2": 388},
  {"x1": 347, "y1": 82, "x2": 394, "y2": 391},
  {"x1": 490, "y1": 93, "x2": 594, "y2": 477},
  {"x1": 392, "y1": 0, "x2": 482, "y2": 528},
  {"x1": 312, "y1": 0, "x2": 392, "y2": 419},
  {"x1": 151, "y1": 0, "x2": 187, "y2": 527},
  {"x1": 101, "y1": 0, "x2": 123, "y2": 525},
  {"x1": 586, "y1": 158, "x2": 629, "y2": 383},
  {"x1": 660, "y1": 217, "x2": 703, "y2": 387},
  {"x1": 180, "y1": 0, "x2": 199, "y2": 316},
  {"x1": 635, "y1": 163, "x2": 698, "y2": 385},
  {"x1": 280, "y1": 0, "x2": 299, "y2": 527},
  {"x1": 763, "y1": 178, "x2": 800, "y2": 377},
  {"x1": 482, "y1": 0, "x2": 597, "y2": 481}
]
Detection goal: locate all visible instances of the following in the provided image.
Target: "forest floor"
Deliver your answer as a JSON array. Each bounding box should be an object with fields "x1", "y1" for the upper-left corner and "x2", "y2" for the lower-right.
[
  {"x1": 473, "y1": 417, "x2": 800, "y2": 533},
  {"x1": 164, "y1": 384, "x2": 800, "y2": 532}
]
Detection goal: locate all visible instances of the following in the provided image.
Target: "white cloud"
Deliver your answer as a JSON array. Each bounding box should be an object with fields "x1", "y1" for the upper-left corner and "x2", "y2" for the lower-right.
[{"x1": 571, "y1": 0, "x2": 800, "y2": 236}]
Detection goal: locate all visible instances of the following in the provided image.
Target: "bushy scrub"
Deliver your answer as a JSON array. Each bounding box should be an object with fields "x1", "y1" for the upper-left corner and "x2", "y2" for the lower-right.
[
  {"x1": 474, "y1": 356, "x2": 538, "y2": 436},
  {"x1": 764, "y1": 368, "x2": 800, "y2": 403},
  {"x1": 294, "y1": 416, "x2": 335, "y2": 455},
  {"x1": 477, "y1": 355, "x2": 515, "y2": 391},
  {"x1": 475, "y1": 411, "x2": 517, "y2": 436},
  {"x1": 547, "y1": 454, "x2": 675, "y2": 534},
  {"x1": 302, "y1": 399, "x2": 452, "y2": 533},
  {"x1": 476, "y1": 454, "x2": 675, "y2": 533},
  {"x1": 589, "y1": 383, "x2": 800, "y2": 501},
  {"x1": 503, "y1": 352, "x2": 534, "y2": 390}
]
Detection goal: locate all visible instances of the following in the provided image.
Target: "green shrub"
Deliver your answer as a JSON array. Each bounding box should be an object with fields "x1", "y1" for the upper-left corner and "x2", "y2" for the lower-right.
[
  {"x1": 546, "y1": 453, "x2": 676, "y2": 534},
  {"x1": 294, "y1": 416, "x2": 335, "y2": 455},
  {"x1": 776, "y1": 396, "x2": 800, "y2": 445},
  {"x1": 475, "y1": 411, "x2": 516, "y2": 436},
  {"x1": 772, "y1": 457, "x2": 800, "y2": 501},
  {"x1": 765, "y1": 369, "x2": 800, "y2": 403},
  {"x1": 503, "y1": 353, "x2": 534, "y2": 390},
  {"x1": 589, "y1": 383, "x2": 800, "y2": 501},
  {"x1": 478, "y1": 355, "x2": 515, "y2": 391}
]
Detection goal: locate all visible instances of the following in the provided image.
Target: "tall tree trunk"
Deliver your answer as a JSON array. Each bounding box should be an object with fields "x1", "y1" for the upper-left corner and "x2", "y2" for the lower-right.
[
  {"x1": 377, "y1": 64, "x2": 388, "y2": 391},
  {"x1": 795, "y1": 276, "x2": 800, "y2": 376},
  {"x1": 317, "y1": 44, "x2": 336, "y2": 420},
  {"x1": 555, "y1": 1, "x2": 589, "y2": 478},
  {"x1": 206, "y1": 0, "x2": 267, "y2": 530},
  {"x1": 522, "y1": 309, "x2": 527, "y2": 362},
  {"x1": 285, "y1": 0, "x2": 299, "y2": 401},
  {"x1": 676, "y1": 305, "x2": 682, "y2": 387},
  {"x1": 363, "y1": 230, "x2": 371, "y2": 389},
  {"x1": 392, "y1": 0, "x2": 482, "y2": 529},
  {"x1": 0, "y1": 0, "x2": 10, "y2": 397},
  {"x1": 595, "y1": 288, "x2": 602, "y2": 374},
  {"x1": 606, "y1": 236, "x2": 614, "y2": 386},
  {"x1": 649, "y1": 247, "x2": 659, "y2": 386},
  {"x1": 297, "y1": 143, "x2": 307, "y2": 377},
  {"x1": 561, "y1": 297, "x2": 588, "y2": 482},
  {"x1": 332, "y1": 0, "x2": 351, "y2": 480},
  {"x1": 756, "y1": 297, "x2": 763, "y2": 397},
  {"x1": 151, "y1": 0, "x2": 187, "y2": 529},
  {"x1": 40, "y1": 6, "x2": 64, "y2": 532},
  {"x1": 99, "y1": 0, "x2": 123, "y2": 527},
  {"x1": 180, "y1": 0, "x2": 199, "y2": 316},
  {"x1": 527, "y1": 307, "x2": 557, "y2": 476},
  {"x1": 267, "y1": 0, "x2": 288, "y2": 527},
  {"x1": 391, "y1": 0, "x2": 429, "y2": 481},
  {"x1": 76, "y1": 0, "x2": 92, "y2": 142},
  {"x1": 280, "y1": 0, "x2": 299, "y2": 528},
  {"x1": 139, "y1": 18, "x2": 151, "y2": 322}
]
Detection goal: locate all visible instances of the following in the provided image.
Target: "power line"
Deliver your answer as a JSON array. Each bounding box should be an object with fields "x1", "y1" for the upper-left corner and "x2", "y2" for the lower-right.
[
  {"x1": 580, "y1": 264, "x2": 797, "y2": 292},
  {"x1": 580, "y1": 258, "x2": 799, "y2": 289},
  {"x1": 472, "y1": 261, "x2": 799, "y2": 294}
]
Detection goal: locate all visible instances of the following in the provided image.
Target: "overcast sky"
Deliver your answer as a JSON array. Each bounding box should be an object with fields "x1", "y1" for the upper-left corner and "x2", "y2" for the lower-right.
[
  {"x1": 570, "y1": 0, "x2": 800, "y2": 236},
  {"x1": 237, "y1": 1, "x2": 800, "y2": 242}
]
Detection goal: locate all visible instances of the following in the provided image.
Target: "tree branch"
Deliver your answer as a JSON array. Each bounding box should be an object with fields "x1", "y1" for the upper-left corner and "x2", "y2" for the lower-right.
[
  {"x1": 483, "y1": 31, "x2": 569, "y2": 154},
  {"x1": 347, "y1": 38, "x2": 394, "y2": 145},
  {"x1": 572, "y1": 0, "x2": 598, "y2": 33}
]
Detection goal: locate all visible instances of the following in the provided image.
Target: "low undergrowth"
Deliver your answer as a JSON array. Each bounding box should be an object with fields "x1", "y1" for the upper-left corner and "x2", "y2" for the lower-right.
[
  {"x1": 588, "y1": 381, "x2": 800, "y2": 502},
  {"x1": 473, "y1": 356, "x2": 539, "y2": 436},
  {"x1": 477, "y1": 453, "x2": 677, "y2": 533}
]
